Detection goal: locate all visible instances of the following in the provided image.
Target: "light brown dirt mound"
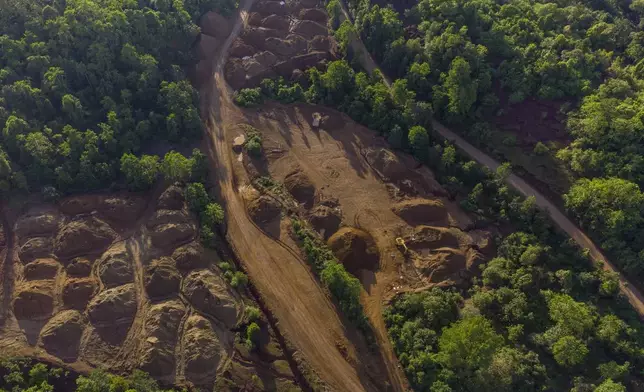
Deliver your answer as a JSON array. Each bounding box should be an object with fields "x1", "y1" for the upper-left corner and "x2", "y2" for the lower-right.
[
  {"x1": 15, "y1": 212, "x2": 61, "y2": 238},
  {"x1": 145, "y1": 258, "x2": 181, "y2": 299},
  {"x1": 414, "y1": 248, "x2": 467, "y2": 283},
  {"x1": 23, "y1": 258, "x2": 60, "y2": 280},
  {"x1": 158, "y1": 185, "x2": 186, "y2": 210},
  {"x1": 200, "y1": 11, "x2": 231, "y2": 38},
  {"x1": 97, "y1": 245, "x2": 134, "y2": 288},
  {"x1": 405, "y1": 226, "x2": 468, "y2": 250},
  {"x1": 66, "y1": 257, "x2": 92, "y2": 277},
  {"x1": 248, "y1": 195, "x2": 282, "y2": 224},
  {"x1": 19, "y1": 237, "x2": 53, "y2": 263},
  {"x1": 39, "y1": 310, "x2": 84, "y2": 360},
  {"x1": 13, "y1": 282, "x2": 54, "y2": 320},
  {"x1": 364, "y1": 147, "x2": 407, "y2": 179},
  {"x1": 54, "y1": 217, "x2": 117, "y2": 259},
  {"x1": 327, "y1": 227, "x2": 379, "y2": 272},
  {"x1": 273, "y1": 52, "x2": 330, "y2": 78},
  {"x1": 248, "y1": 12, "x2": 263, "y2": 26},
  {"x1": 139, "y1": 300, "x2": 187, "y2": 377},
  {"x1": 87, "y1": 284, "x2": 137, "y2": 325},
  {"x1": 254, "y1": 50, "x2": 279, "y2": 68},
  {"x1": 262, "y1": 14, "x2": 290, "y2": 31},
  {"x1": 58, "y1": 196, "x2": 101, "y2": 215},
  {"x1": 63, "y1": 278, "x2": 98, "y2": 310},
  {"x1": 149, "y1": 223, "x2": 197, "y2": 249},
  {"x1": 466, "y1": 248, "x2": 486, "y2": 274},
  {"x1": 182, "y1": 269, "x2": 239, "y2": 328},
  {"x1": 309, "y1": 35, "x2": 330, "y2": 52},
  {"x1": 230, "y1": 39, "x2": 255, "y2": 57},
  {"x1": 225, "y1": 58, "x2": 247, "y2": 90},
  {"x1": 172, "y1": 242, "x2": 209, "y2": 271},
  {"x1": 290, "y1": 20, "x2": 328, "y2": 39},
  {"x1": 100, "y1": 196, "x2": 146, "y2": 223},
  {"x1": 308, "y1": 205, "x2": 341, "y2": 239},
  {"x1": 299, "y1": 8, "x2": 327, "y2": 23},
  {"x1": 469, "y1": 229, "x2": 495, "y2": 256},
  {"x1": 244, "y1": 58, "x2": 268, "y2": 79},
  {"x1": 265, "y1": 37, "x2": 296, "y2": 57},
  {"x1": 147, "y1": 209, "x2": 191, "y2": 228},
  {"x1": 284, "y1": 171, "x2": 316, "y2": 207},
  {"x1": 391, "y1": 199, "x2": 448, "y2": 225},
  {"x1": 253, "y1": 0, "x2": 289, "y2": 16},
  {"x1": 242, "y1": 27, "x2": 287, "y2": 49},
  {"x1": 182, "y1": 315, "x2": 223, "y2": 384}
]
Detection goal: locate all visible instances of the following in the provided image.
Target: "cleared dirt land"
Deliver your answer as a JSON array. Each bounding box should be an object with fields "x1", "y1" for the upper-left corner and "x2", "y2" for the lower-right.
[{"x1": 0, "y1": 185, "x2": 305, "y2": 391}]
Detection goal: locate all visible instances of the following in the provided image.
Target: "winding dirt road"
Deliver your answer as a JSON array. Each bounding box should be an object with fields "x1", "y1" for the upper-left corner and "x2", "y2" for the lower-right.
[
  {"x1": 338, "y1": 3, "x2": 644, "y2": 316},
  {"x1": 199, "y1": 1, "x2": 388, "y2": 391}
]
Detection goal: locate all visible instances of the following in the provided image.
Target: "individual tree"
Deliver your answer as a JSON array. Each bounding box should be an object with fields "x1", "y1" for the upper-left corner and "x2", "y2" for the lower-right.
[
  {"x1": 435, "y1": 316, "x2": 504, "y2": 373},
  {"x1": 161, "y1": 151, "x2": 192, "y2": 183},
  {"x1": 408, "y1": 125, "x2": 429, "y2": 160},
  {"x1": 186, "y1": 182, "x2": 210, "y2": 213},
  {"x1": 594, "y1": 379, "x2": 626, "y2": 392},
  {"x1": 552, "y1": 336, "x2": 588, "y2": 367},
  {"x1": 120, "y1": 153, "x2": 159, "y2": 191}
]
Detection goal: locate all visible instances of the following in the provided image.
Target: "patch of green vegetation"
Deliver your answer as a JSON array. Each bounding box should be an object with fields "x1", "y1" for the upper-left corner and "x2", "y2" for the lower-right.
[
  {"x1": 291, "y1": 220, "x2": 371, "y2": 335},
  {"x1": 233, "y1": 87, "x2": 263, "y2": 107},
  {"x1": 0, "y1": 358, "x2": 180, "y2": 392}
]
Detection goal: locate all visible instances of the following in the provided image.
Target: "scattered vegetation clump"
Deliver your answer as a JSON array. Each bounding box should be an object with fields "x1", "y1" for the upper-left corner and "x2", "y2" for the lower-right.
[
  {"x1": 241, "y1": 125, "x2": 263, "y2": 157},
  {"x1": 233, "y1": 87, "x2": 263, "y2": 107},
  {"x1": 291, "y1": 220, "x2": 370, "y2": 334},
  {"x1": 0, "y1": 358, "x2": 178, "y2": 392}
]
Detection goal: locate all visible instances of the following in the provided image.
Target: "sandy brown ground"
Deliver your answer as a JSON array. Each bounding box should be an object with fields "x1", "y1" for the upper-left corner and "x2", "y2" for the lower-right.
[{"x1": 199, "y1": 1, "x2": 409, "y2": 390}]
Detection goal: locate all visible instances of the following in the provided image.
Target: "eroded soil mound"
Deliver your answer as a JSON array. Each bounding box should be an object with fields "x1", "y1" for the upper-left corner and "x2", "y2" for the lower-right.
[
  {"x1": 392, "y1": 199, "x2": 448, "y2": 225},
  {"x1": 182, "y1": 315, "x2": 223, "y2": 384},
  {"x1": 13, "y1": 282, "x2": 54, "y2": 320},
  {"x1": 62, "y1": 278, "x2": 98, "y2": 310},
  {"x1": 145, "y1": 258, "x2": 181, "y2": 299},
  {"x1": 139, "y1": 300, "x2": 186, "y2": 377},
  {"x1": 284, "y1": 171, "x2": 316, "y2": 207},
  {"x1": 405, "y1": 226, "x2": 464, "y2": 250},
  {"x1": 97, "y1": 245, "x2": 134, "y2": 288},
  {"x1": 413, "y1": 248, "x2": 467, "y2": 283},
  {"x1": 327, "y1": 227, "x2": 379, "y2": 272},
  {"x1": 158, "y1": 185, "x2": 186, "y2": 210},
  {"x1": 15, "y1": 211, "x2": 61, "y2": 238},
  {"x1": 40, "y1": 310, "x2": 85, "y2": 360},
  {"x1": 308, "y1": 205, "x2": 341, "y2": 239},
  {"x1": 149, "y1": 222, "x2": 197, "y2": 249},
  {"x1": 23, "y1": 258, "x2": 59, "y2": 280},
  {"x1": 183, "y1": 270, "x2": 239, "y2": 328},
  {"x1": 55, "y1": 217, "x2": 117, "y2": 259},
  {"x1": 19, "y1": 237, "x2": 53, "y2": 263},
  {"x1": 364, "y1": 147, "x2": 407, "y2": 180},
  {"x1": 248, "y1": 195, "x2": 282, "y2": 224},
  {"x1": 66, "y1": 257, "x2": 92, "y2": 277},
  {"x1": 87, "y1": 284, "x2": 137, "y2": 325},
  {"x1": 100, "y1": 196, "x2": 146, "y2": 223},
  {"x1": 172, "y1": 242, "x2": 209, "y2": 271}
]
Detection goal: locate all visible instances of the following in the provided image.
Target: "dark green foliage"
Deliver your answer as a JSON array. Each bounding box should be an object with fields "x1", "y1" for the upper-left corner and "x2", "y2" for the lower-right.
[
  {"x1": 120, "y1": 153, "x2": 159, "y2": 191},
  {"x1": 243, "y1": 126, "x2": 263, "y2": 157},
  {"x1": 291, "y1": 220, "x2": 371, "y2": 333},
  {"x1": 246, "y1": 322, "x2": 261, "y2": 350},
  {"x1": 233, "y1": 88, "x2": 263, "y2": 107},
  {"x1": 0, "y1": 359, "x2": 176, "y2": 392},
  {"x1": 0, "y1": 0, "x2": 224, "y2": 197}
]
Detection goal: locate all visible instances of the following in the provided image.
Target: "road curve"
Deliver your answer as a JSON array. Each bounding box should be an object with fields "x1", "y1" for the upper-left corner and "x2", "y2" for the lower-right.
[{"x1": 199, "y1": 1, "x2": 380, "y2": 391}]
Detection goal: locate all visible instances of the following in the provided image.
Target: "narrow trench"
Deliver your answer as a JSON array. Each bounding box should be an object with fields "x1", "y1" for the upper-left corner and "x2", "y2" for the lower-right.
[{"x1": 217, "y1": 232, "x2": 315, "y2": 392}]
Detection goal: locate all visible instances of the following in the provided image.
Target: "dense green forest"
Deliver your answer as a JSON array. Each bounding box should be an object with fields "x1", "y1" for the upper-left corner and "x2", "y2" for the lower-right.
[
  {"x1": 325, "y1": 0, "x2": 644, "y2": 293},
  {"x1": 0, "y1": 0, "x2": 234, "y2": 197}
]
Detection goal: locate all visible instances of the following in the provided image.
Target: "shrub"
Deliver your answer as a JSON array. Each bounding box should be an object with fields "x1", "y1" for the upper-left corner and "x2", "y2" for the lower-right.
[
  {"x1": 246, "y1": 322, "x2": 261, "y2": 349},
  {"x1": 234, "y1": 87, "x2": 263, "y2": 107}
]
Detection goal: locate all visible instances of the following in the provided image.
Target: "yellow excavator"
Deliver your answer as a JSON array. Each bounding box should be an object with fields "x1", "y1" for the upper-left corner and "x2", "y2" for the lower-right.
[{"x1": 395, "y1": 237, "x2": 408, "y2": 255}]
